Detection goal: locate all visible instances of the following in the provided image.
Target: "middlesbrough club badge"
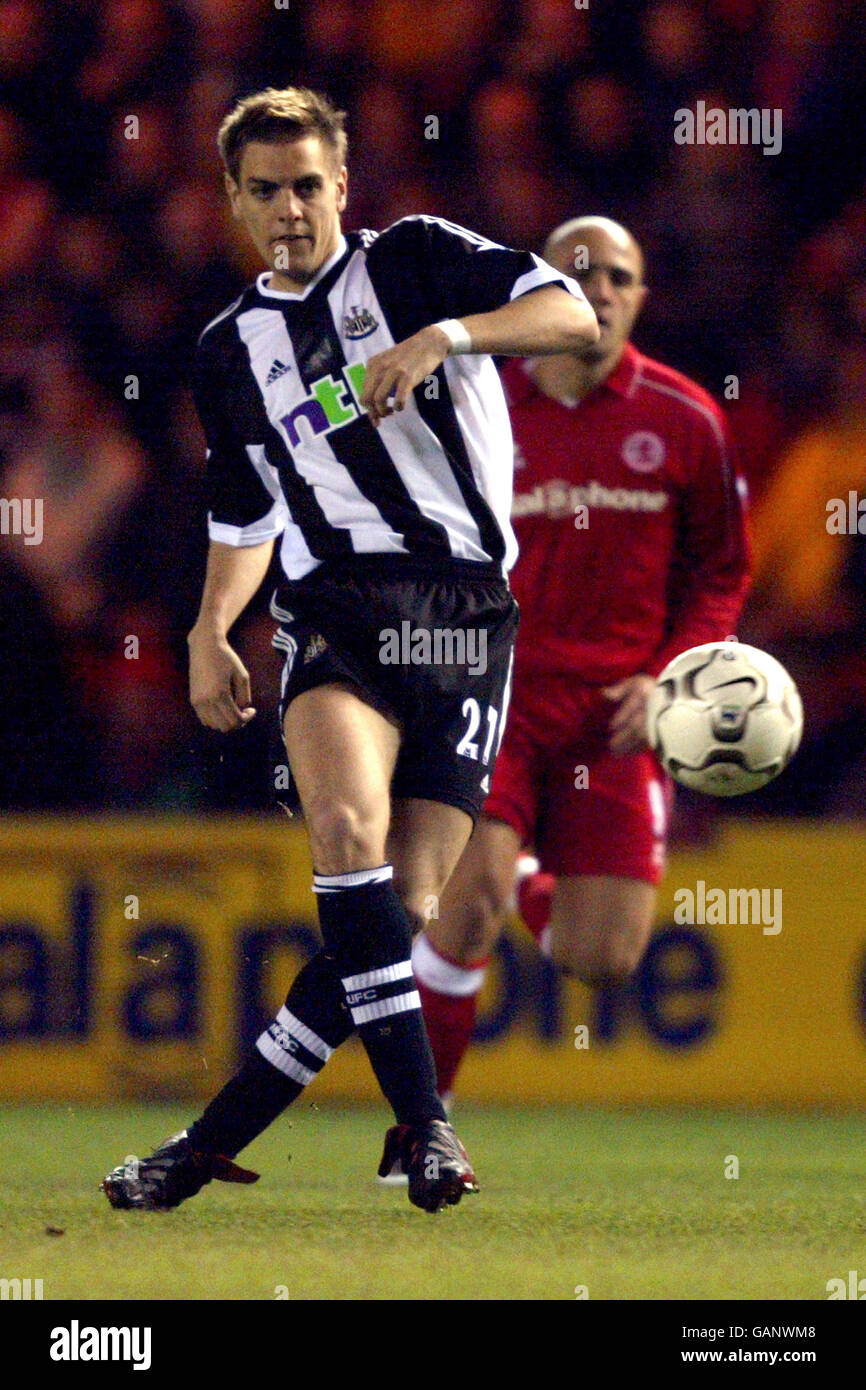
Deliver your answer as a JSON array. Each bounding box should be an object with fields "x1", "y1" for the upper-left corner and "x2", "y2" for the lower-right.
[{"x1": 621, "y1": 430, "x2": 666, "y2": 473}]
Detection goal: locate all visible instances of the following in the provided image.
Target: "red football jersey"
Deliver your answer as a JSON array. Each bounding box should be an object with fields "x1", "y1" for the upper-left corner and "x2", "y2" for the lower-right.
[{"x1": 502, "y1": 343, "x2": 751, "y2": 683}]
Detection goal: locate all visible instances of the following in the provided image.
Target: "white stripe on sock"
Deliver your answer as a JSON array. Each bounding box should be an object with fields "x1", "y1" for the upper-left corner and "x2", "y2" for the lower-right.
[
  {"x1": 341, "y1": 959, "x2": 414, "y2": 992},
  {"x1": 412, "y1": 932, "x2": 486, "y2": 997},
  {"x1": 255, "y1": 1033, "x2": 317, "y2": 1086},
  {"x1": 312, "y1": 865, "x2": 394, "y2": 892},
  {"x1": 350, "y1": 989, "x2": 422, "y2": 1027},
  {"x1": 274, "y1": 1006, "x2": 333, "y2": 1063}
]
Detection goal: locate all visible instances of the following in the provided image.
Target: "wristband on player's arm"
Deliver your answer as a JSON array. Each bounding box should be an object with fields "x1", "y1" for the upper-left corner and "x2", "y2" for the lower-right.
[{"x1": 434, "y1": 318, "x2": 473, "y2": 355}]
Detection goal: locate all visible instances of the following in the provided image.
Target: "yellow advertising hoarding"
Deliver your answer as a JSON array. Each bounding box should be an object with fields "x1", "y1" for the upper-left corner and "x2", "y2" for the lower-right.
[{"x1": 0, "y1": 817, "x2": 863, "y2": 1105}]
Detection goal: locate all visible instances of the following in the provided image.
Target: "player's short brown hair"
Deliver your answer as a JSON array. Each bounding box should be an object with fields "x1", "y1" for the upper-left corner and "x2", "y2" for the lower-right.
[{"x1": 217, "y1": 87, "x2": 348, "y2": 184}]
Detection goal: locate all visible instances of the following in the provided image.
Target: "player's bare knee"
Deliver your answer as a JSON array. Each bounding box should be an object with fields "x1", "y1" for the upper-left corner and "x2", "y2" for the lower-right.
[
  {"x1": 551, "y1": 934, "x2": 644, "y2": 986},
  {"x1": 548, "y1": 936, "x2": 581, "y2": 978},
  {"x1": 392, "y1": 866, "x2": 445, "y2": 937},
  {"x1": 580, "y1": 951, "x2": 642, "y2": 989},
  {"x1": 476, "y1": 860, "x2": 512, "y2": 924},
  {"x1": 422, "y1": 899, "x2": 495, "y2": 964},
  {"x1": 305, "y1": 800, "x2": 386, "y2": 875},
  {"x1": 451, "y1": 870, "x2": 509, "y2": 960}
]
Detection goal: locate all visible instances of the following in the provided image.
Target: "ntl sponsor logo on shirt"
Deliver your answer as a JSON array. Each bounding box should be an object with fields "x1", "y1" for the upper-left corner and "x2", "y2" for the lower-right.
[{"x1": 279, "y1": 363, "x2": 367, "y2": 447}]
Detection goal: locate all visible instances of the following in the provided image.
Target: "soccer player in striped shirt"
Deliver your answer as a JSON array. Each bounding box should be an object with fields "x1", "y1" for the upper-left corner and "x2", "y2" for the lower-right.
[{"x1": 101, "y1": 87, "x2": 598, "y2": 1213}]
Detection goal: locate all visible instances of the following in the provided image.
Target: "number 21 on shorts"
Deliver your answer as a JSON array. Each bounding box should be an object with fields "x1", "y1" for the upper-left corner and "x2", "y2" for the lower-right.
[{"x1": 456, "y1": 699, "x2": 500, "y2": 765}]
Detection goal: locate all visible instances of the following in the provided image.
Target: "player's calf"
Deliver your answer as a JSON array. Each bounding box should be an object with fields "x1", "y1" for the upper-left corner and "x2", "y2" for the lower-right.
[{"x1": 414, "y1": 824, "x2": 521, "y2": 1095}]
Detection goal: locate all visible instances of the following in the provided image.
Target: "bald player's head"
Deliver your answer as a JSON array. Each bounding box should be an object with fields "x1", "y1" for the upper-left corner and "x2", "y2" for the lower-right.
[{"x1": 543, "y1": 216, "x2": 647, "y2": 368}]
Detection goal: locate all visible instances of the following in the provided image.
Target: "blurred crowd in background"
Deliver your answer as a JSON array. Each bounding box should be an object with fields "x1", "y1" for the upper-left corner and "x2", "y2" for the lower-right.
[{"x1": 1, "y1": 0, "x2": 866, "y2": 818}]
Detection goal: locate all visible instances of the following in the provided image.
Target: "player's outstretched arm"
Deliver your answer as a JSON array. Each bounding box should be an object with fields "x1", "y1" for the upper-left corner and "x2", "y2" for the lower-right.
[
  {"x1": 361, "y1": 285, "x2": 598, "y2": 425},
  {"x1": 188, "y1": 538, "x2": 274, "y2": 732},
  {"x1": 455, "y1": 283, "x2": 599, "y2": 358}
]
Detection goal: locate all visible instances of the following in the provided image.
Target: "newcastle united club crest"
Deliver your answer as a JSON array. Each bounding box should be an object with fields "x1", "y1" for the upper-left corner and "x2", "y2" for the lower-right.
[{"x1": 343, "y1": 305, "x2": 378, "y2": 339}]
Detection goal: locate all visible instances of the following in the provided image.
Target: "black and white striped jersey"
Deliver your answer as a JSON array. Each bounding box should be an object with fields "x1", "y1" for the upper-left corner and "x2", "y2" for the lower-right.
[{"x1": 192, "y1": 214, "x2": 586, "y2": 580}]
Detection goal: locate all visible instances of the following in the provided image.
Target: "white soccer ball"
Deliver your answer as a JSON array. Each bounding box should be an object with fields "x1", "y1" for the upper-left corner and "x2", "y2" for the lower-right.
[{"x1": 646, "y1": 641, "x2": 803, "y2": 797}]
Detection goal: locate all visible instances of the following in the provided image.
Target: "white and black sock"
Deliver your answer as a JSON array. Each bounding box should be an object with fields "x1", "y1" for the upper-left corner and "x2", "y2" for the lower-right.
[
  {"x1": 188, "y1": 950, "x2": 353, "y2": 1157},
  {"x1": 314, "y1": 865, "x2": 446, "y2": 1128}
]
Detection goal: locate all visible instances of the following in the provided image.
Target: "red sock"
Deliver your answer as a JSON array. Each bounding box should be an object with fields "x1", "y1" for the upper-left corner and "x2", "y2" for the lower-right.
[
  {"x1": 412, "y1": 933, "x2": 488, "y2": 1096},
  {"x1": 516, "y1": 869, "x2": 556, "y2": 945}
]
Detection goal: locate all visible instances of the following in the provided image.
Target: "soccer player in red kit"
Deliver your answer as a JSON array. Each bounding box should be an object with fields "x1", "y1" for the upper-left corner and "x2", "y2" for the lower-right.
[{"x1": 408, "y1": 216, "x2": 752, "y2": 1102}]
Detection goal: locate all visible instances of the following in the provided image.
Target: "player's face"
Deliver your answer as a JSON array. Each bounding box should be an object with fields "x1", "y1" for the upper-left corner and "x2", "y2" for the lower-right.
[
  {"x1": 226, "y1": 136, "x2": 348, "y2": 291},
  {"x1": 549, "y1": 228, "x2": 647, "y2": 364}
]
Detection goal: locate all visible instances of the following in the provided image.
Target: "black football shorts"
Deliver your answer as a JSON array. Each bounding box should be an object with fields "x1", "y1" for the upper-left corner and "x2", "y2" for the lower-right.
[{"x1": 271, "y1": 556, "x2": 519, "y2": 823}]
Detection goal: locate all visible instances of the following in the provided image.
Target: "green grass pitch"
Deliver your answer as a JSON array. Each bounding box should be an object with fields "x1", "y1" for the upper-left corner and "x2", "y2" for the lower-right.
[{"x1": 2, "y1": 1104, "x2": 863, "y2": 1300}]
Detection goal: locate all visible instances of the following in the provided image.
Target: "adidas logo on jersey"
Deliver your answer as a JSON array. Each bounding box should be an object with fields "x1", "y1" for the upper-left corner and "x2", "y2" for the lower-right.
[{"x1": 266, "y1": 359, "x2": 292, "y2": 385}]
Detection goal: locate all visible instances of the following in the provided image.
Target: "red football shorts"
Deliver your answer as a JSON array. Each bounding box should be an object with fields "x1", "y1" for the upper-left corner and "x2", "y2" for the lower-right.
[{"x1": 485, "y1": 669, "x2": 673, "y2": 884}]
